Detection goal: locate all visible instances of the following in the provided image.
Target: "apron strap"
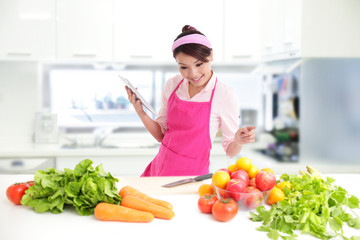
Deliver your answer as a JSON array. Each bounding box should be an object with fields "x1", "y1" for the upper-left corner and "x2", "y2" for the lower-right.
[{"x1": 209, "y1": 78, "x2": 217, "y2": 103}]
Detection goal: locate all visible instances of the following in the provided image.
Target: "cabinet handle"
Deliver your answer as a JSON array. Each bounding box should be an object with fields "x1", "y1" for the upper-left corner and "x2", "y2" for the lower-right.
[
  {"x1": 72, "y1": 53, "x2": 97, "y2": 58},
  {"x1": 129, "y1": 55, "x2": 153, "y2": 59},
  {"x1": 7, "y1": 52, "x2": 32, "y2": 56},
  {"x1": 231, "y1": 55, "x2": 252, "y2": 59},
  {"x1": 283, "y1": 41, "x2": 293, "y2": 46}
]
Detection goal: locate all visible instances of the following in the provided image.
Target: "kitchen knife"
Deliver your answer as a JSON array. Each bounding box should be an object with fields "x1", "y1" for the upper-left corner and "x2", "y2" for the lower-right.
[{"x1": 161, "y1": 173, "x2": 213, "y2": 188}]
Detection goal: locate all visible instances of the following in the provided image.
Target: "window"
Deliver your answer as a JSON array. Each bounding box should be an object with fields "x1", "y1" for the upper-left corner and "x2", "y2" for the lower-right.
[{"x1": 47, "y1": 67, "x2": 156, "y2": 129}]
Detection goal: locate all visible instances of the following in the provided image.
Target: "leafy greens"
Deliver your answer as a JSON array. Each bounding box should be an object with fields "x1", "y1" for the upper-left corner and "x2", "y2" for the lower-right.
[
  {"x1": 21, "y1": 159, "x2": 121, "y2": 216},
  {"x1": 250, "y1": 166, "x2": 360, "y2": 240}
]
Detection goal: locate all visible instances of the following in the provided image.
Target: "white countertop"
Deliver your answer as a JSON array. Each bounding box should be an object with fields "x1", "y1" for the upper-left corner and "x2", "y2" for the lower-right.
[
  {"x1": 1, "y1": 134, "x2": 360, "y2": 174},
  {"x1": 1, "y1": 174, "x2": 359, "y2": 240},
  {"x1": 0, "y1": 133, "x2": 227, "y2": 157}
]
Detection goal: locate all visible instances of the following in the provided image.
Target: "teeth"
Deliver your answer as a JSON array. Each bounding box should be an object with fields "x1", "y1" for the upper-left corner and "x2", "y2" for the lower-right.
[{"x1": 194, "y1": 76, "x2": 202, "y2": 81}]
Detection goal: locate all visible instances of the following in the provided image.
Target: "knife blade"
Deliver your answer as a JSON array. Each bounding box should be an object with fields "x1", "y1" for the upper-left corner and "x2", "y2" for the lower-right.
[{"x1": 161, "y1": 173, "x2": 213, "y2": 188}]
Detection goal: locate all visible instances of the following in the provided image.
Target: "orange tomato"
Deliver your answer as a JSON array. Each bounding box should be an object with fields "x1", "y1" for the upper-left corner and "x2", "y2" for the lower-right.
[
  {"x1": 261, "y1": 168, "x2": 275, "y2": 175},
  {"x1": 248, "y1": 165, "x2": 259, "y2": 179},
  {"x1": 266, "y1": 187, "x2": 285, "y2": 205},
  {"x1": 276, "y1": 181, "x2": 292, "y2": 191},
  {"x1": 198, "y1": 184, "x2": 215, "y2": 196},
  {"x1": 228, "y1": 164, "x2": 237, "y2": 173},
  {"x1": 212, "y1": 171, "x2": 230, "y2": 189},
  {"x1": 235, "y1": 157, "x2": 252, "y2": 172}
]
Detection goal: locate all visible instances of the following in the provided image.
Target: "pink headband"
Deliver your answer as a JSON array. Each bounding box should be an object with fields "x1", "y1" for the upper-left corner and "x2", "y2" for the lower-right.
[{"x1": 171, "y1": 34, "x2": 212, "y2": 52}]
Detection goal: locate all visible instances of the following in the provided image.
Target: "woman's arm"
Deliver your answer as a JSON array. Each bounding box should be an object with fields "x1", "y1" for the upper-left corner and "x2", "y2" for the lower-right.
[
  {"x1": 126, "y1": 86, "x2": 164, "y2": 142},
  {"x1": 226, "y1": 126, "x2": 256, "y2": 158}
]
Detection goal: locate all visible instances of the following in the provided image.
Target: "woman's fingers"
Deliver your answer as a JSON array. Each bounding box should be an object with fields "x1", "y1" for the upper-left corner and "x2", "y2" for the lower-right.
[{"x1": 236, "y1": 126, "x2": 256, "y2": 144}]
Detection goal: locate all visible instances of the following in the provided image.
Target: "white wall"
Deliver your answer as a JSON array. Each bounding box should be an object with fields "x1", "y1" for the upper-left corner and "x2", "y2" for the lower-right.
[{"x1": 0, "y1": 62, "x2": 40, "y2": 143}]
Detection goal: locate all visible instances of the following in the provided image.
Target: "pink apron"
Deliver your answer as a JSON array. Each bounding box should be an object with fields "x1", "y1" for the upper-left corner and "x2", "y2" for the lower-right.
[{"x1": 141, "y1": 78, "x2": 217, "y2": 176}]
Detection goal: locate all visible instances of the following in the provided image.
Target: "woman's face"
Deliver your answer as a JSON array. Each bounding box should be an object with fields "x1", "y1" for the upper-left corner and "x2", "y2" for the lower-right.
[{"x1": 175, "y1": 51, "x2": 213, "y2": 88}]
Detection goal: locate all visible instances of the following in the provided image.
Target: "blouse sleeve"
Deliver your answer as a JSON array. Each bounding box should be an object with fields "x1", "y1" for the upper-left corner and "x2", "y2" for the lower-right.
[{"x1": 219, "y1": 87, "x2": 240, "y2": 152}]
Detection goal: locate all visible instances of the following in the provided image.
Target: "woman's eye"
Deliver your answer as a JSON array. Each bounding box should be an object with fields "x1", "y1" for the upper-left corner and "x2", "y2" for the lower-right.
[
  {"x1": 196, "y1": 63, "x2": 203, "y2": 67},
  {"x1": 180, "y1": 66, "x2": 187, "y2": 70}
]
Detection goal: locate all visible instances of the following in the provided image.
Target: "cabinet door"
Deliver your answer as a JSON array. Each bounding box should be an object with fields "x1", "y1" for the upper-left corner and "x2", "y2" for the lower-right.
[
  {"x1": 282, "y1": 0, "x2": 301, "y2": 57},
  {"x1": 113, "y1": 0, "x2": 171, "y2": 62},
  {"x1": 224, "y1": 0, "x2": 261, "y2": 62},
  {"x1": 260, "y1": 0, "x2": 285, "y2": 59},
  {"x1": 260, "y1": 0, "x2": 301, "y2": 60},
  {"x1": 0, "y1": 0, "x2": 56, "y2": 60},
  {"x1": 56, "y1": 156, "x2": 151, "y2": 176},
  {"x1": 56, "y1": 0, "x2": 113, "y2": 61},
  {"x1": 168, "y1": 0, "x2": 224, "y2": 63}
]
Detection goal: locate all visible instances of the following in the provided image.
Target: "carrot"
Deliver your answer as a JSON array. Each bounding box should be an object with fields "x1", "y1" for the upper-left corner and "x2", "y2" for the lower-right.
[
  {"x1": 119, "y1": 186, "x2": 173, "y2": 210},
  {"x1": 121, "y1": 195, "x2": 175, "y2": 220},
  {"x1": 94, "y1": 202, "x2": 154, "y2": 223}
]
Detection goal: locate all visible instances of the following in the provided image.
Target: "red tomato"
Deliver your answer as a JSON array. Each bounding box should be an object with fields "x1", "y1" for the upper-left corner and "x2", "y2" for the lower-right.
[
  {"x1": 198, "y1": 194, "x2": 218, "y2": 214},
  {"x1": 212, "y1": 198, "x2": 238, "y2": 222},
  {"x1": 6, "y1": 181, "x2": 35, "y2": 205}
]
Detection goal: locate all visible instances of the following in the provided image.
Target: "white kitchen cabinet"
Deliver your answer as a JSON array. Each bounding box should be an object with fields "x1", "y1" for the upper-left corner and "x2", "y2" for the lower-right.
[
  {"x1": 260, "y1": 0, "x2": 360, "y2": 61},
  {"x1": 223, "y1": 0, "x2": 261, "y2": 62},
  {"x1": 56, "y1": 0, "x2": 113, "y2": 61},
  {"x1": 168, "y1": 0, "x2": 224, "y2": 63},
  {"x1": 56, "y1": 156, "x2": 152, "y2": 176},
  {"x1": 260, "y1": 0, "x2": 300, "y2": 61},
  {"x1": 301, "y1": 0, "x2": 360, "y2": 58},
  {"x1": 113, "y1": 0, "x2": 172, "y2": 63},
  {"x1": 0, "y1": 0, "x2": 56, "y2": 61}
]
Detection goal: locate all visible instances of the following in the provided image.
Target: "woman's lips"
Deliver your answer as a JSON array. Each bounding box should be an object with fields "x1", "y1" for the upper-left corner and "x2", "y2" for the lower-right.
[{"x1": 192, "y1": 75, "x2": 204, "y2": 82}]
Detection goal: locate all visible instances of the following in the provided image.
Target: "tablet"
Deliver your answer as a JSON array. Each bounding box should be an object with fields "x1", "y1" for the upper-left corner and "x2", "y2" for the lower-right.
[{"x1": 118, "y1": 74, "x2": 158, "y2": 117}]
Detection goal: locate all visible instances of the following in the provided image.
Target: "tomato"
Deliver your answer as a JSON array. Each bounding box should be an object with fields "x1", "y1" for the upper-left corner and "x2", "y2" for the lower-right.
[
  {"x1": 212, "y1": 198, "x2": 238, "y2": 222},
  {"x1": 6, "y1": 181, "x2": 35, "y2": 205},
  {"x1": 266, "y1": 187, "x2": 285, "y2": 205},
  {"x1": 212, "y1": 171, "x2": 230, "y2": 189},
  {"x1": 235, "y1": 157, "x2": 252, "y2": 172},
  {"x1": 198, "y1": 194, "x2": 218, "y2": 214},
  {"x1": 227, "y1": 164, "x2": 237, "y2": 173},
  {"x1": 248, "y1": 165, "x2": 259, "y2": 179},
  {"x1": 276, "y1": 181, "x2": 292, "y2": 191},
  {"x1": 198, "y1": 184, "x2": 215, "y2": 197}
]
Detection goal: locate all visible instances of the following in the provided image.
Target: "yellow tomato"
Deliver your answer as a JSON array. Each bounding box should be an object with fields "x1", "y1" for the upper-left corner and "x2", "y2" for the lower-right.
[
  {"x1": 228, "y1": 164, "x2": 238, "y2": 173},
  {"x1": 235, "y1": 157, "x2": 252, "y2": 172},
  {"x1": 198, "y1": 183, "x2": 215, "y2": 196},
  {"x1": 266, "y1": 187, "x2": 285, "y2": 205},
  {"x1": 276, "y1": 181, "x2": 292, "y2": 191},
  {"x1": 212, "y1": 171, "x2": 230, "y2": 189},
  {"x1": 261, "y1": 168, "x2": 275, "y2": 175},
  {"x1": 248, "y1": 165, "x2": 259, "y2": 179}
]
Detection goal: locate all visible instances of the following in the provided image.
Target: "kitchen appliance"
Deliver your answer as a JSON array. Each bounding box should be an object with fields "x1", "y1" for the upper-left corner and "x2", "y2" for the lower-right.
[
  {"x1": 0, "y1": 158, "x2": 56, "y2": 174},
  {"x1": 34, "y1": 111, "x2": 58, "y2": 143},
  {"x1": 240, "y1": 109, "x2": 258, "y2": 126},
  {"x1": 162, "y1": 173, "x2": 213, "y2": 187}
]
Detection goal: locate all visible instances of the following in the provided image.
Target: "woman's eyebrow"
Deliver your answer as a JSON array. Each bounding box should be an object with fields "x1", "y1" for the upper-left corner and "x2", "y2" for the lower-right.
[{"x1": 178, "y1": 60, "x2": 201, "y2": 65}]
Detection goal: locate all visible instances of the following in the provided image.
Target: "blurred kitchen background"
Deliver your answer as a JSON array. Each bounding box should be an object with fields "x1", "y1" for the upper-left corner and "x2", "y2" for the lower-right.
[{"x1": 0, "y1": 0, "x2": 359, "y2": 175}]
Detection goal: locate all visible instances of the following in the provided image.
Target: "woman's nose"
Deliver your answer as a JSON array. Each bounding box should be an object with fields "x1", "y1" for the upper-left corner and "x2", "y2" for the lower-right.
[{"x1": 188, "y1": 68, "x2": 198, "y2": 78}]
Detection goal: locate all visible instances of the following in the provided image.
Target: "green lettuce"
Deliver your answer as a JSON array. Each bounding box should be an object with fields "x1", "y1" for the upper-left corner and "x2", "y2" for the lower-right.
[
  {"x1": 21, "y1": 159, "x2": 121, "y2": 216},
  {"x1": 250, "y1": 166, "x2": 360, "y2": 240}
]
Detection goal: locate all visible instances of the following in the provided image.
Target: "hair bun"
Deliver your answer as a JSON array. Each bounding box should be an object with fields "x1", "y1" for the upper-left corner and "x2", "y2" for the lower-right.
[{"x1": 182, "y1": 25, "x2": 198, "y2": 33}]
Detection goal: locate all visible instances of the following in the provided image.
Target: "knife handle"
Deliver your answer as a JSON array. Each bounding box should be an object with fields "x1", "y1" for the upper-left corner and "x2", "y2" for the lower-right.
[{"x1": 194, "y1": 173, "x2": 213, "y2": 182}]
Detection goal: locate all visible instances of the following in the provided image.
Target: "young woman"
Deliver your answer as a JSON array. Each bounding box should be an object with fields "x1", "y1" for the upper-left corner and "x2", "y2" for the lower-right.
[{"x1": 126, "y1": 25, "x2": 256, "y2": 176}]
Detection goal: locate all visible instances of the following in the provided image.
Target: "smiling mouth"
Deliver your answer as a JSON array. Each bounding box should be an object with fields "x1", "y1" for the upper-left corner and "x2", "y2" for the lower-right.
[{"x1": 192, "y1": 75, "x2": 203, "y2": 82}]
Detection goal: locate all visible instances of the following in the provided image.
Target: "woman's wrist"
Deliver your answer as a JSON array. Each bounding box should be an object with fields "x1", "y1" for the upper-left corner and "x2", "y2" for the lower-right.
[{"x1": 136, "y1": 108, "x2": 146, "y2": 117}]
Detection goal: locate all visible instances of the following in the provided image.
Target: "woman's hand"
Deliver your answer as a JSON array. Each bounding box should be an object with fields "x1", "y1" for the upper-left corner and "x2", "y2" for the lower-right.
[
  {"x1": 125, "y1": 86, "x2": 144, "y2": 115},
  {"x1": 234, "y1": 126, "x2": 256, "y2": 145},
  {"x1": 125, "y1": 86, "x2": 164, "y2": 142}
]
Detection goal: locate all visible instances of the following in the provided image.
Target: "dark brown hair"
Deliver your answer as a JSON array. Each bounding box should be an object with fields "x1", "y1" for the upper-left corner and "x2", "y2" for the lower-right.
[{"x1": 172, "y1": 25, "x2": 212, "y2": 62}]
